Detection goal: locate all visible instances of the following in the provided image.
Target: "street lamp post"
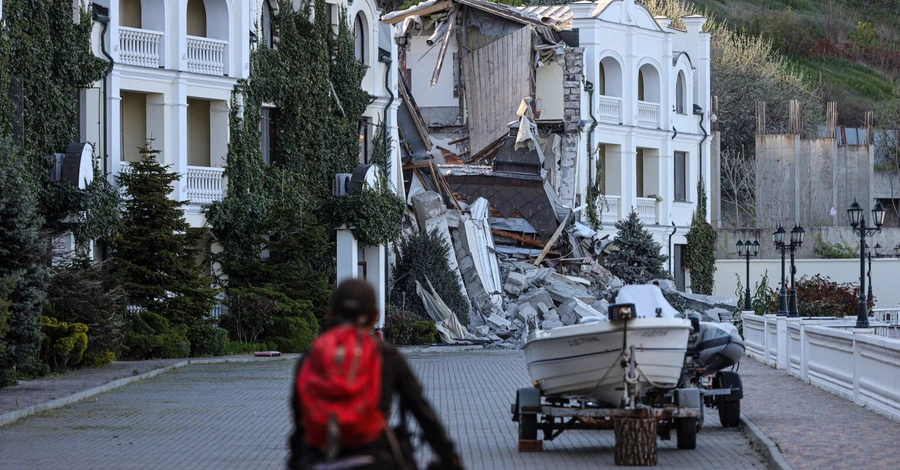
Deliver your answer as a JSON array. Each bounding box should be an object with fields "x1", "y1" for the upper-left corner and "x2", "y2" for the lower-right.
[
  {"x1": 847, "y1": 199, "x2": 886, "y2": 329},
  {"x1": 737, "y1": 239, "x2": 760, "y2": 311},
  {"x1": 865, "y1": 242, "x2": 882, "y2": 305},
  {"x1": 773, "y1": 226, "x2": 789, "y2": 316},
  {"x1": 788, "y1": 225, "x2": 805, "y2": 317}
]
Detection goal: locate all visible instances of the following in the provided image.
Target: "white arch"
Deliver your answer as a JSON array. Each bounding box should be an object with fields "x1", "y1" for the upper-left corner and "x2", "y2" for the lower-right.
[
  {"x1": 637, "y1": 60, "x2": 661, "y2": 103},
  {"x1": 348, "y1": 0, "x2": 379, "y2": 68},
  {"x1": 599, "y1": 55, "x2": 623, "y2": 98}
]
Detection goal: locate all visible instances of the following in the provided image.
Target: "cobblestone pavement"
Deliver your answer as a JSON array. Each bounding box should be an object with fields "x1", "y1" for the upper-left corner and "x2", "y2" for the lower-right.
[
  {"x1": 0, "y1": 350, "x2": 766, "y2": 469},
  {"x1": 0, "y1": 359, "x2": 182, "y2": 415},
  {"x1": 739, "y1": 357, "x2": 900, "y2": 470}
]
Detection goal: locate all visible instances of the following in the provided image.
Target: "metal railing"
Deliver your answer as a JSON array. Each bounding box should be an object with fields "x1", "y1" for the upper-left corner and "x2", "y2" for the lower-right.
[
  {"x1": 597, "y1": 96, "x2": 622, "y2": 124},
  {"x1": 186, "y1": 36, "x2": 227, "y2": 76},
  {"x1": 635, "y1": 197, "x2": 658, "y2": 224},
  {"x1": 119, "y1": 27, "x2": 163, "y2": 68},
  {"x1": 637, "y1": 100, "x2": 660, "y2": 129},
  {"x1": 186, "y1": 166, "x2": 225, "y2": 205}
]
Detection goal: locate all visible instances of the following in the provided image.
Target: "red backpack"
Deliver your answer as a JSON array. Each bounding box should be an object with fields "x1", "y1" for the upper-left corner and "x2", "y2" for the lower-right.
[{"x1": 297, "y1": 324, "x2": 385, "y2": 449}]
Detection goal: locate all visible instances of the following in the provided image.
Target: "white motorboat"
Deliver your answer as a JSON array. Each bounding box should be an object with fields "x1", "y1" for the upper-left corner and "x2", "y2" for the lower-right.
[{"x1": 523, "y1": 285, "x2": 692, "y2": 406}]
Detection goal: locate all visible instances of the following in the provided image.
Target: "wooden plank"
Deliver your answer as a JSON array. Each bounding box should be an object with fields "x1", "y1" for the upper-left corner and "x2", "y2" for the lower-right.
[
  {"x1": 381, "y1": 1, "x2": 452, "y2": 25},
  {"x1": 491, "y1": 229, "x2": 546, "y2": 248},
  {"x1": 533, "y1": 213, "x2": 569, "y2": 266},
  {"x1": 431, "y1": 7, "x2": 459, "y2": 87}
]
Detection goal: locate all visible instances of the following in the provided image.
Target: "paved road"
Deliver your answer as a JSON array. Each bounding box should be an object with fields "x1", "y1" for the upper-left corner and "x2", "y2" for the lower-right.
[
  {"x1": 0, "y1": 350, "x2": 766, "y2": 469},
  {"x1": 739, "y1": 357, "x2": 900, "y2": 470}
]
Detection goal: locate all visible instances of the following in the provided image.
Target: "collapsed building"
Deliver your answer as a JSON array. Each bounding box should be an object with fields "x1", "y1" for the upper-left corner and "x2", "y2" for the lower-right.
[{"x1": 380, "y1": 0, "x2": 725, "y2": 344}]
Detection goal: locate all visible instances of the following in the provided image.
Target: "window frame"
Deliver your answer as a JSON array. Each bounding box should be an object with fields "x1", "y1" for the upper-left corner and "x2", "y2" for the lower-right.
[{"x1": 674, "y1": 151, "x2": 687, "y2": 202}]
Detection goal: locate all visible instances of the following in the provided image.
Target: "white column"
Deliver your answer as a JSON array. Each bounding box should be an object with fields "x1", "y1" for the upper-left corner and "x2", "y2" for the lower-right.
[
  {"x1": 107, "y1": 73, "x2": 123, "y2": 185},
  {"x1": 176, "y1": 0, "x2": 189, "y2": 72},
  {"x1": 776, "y1": 316, "x2": 787, "y2": 370},
  {"x1": 364, "y1": 245, "x2": 386, "y2": 331},
  {"x1": 172, "y1": 80, "x2": 188, "y2": 200},
  {"x1": 336, "y1": 229, "x2": 359, "y2": 284}
]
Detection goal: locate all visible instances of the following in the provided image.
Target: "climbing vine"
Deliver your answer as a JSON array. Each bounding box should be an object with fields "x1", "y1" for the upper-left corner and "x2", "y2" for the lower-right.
[
  {"x1": 685, "y1": 179, "x2": 717, "y2": 295},
  {"x1": 586, "y1": 147, "x2": 606, "y2": 229}
]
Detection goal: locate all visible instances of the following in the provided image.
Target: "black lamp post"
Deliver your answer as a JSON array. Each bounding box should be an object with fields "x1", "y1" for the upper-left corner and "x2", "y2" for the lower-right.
[
  {"x1": 737, "y1": 239, "x2": 760, "y2": 311},
  {"x1": 865, "y1": 242, "x2": 882, "y2": 305},
  {"x1": 848, "y1": 199, "x2": 886, "y2": 329},
  {"x1": 788, "y1": 224, "x2": 805, "y2": 317},
  {"x1": 773, "y1": 226, "x2": 789, "y2": 316}
]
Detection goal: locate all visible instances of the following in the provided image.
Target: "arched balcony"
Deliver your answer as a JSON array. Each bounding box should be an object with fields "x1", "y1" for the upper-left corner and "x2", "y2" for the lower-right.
[
  {"x1": 598, "y1": 56, "x2": 623, "y2": 124},
  {"x1": 186, "y1": 0, "x2": 230, "y2": 76},
  {"x1": 637, "y1": 63, "x2": 661, "y2": 129},
  {"x1": 118, "y1": 0, "x2": 166, "y2": 68}
]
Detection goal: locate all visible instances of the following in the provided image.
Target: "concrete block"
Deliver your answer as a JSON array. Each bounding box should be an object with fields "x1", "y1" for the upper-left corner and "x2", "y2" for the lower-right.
[
  {"x1": 541, "y1": 319, "x2": 564, "y2": 329},
  {"x1": 536, "y1": 302, "x2": 552, "y2": 318},
  {"x1": 545, "y1": 277, "x2": 596, "y2": 305},
  {"x1": 516, "y1": 304, "x2": 538, "y2": 324},
  {"x1": 543, "y1": 310, "x2": 560, "y2": 322},
  {"x1": 525, "y1": 268, "x2": 554, "y2": 286},
  {"x1": 487, "y1": 314, "x2": 512, "y2": 330},
  {"x1": 516, "y1": 288, "x2": 555, "y2": 313},
  {"x1": 473, "y1": 325, "x2": 490, "y2": 337},
  {"x1": 504, "y1": 272, "x2": 528, "y2": 296},
  {"x1": 411, "y1": 191, "x2": 446, "y2": 230},
  {"x1": 591, "y1": 299, "x2": 610, "y2": 316}
]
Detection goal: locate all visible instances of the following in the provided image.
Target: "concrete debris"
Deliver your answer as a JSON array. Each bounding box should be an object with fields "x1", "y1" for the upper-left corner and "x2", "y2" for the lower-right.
[
  {"x1": 461, "y1": 198, "x2": 505, "y2": 312},
  {"x1": 516, "y1": 303, "x2": 538, "y2": 324},
  {"x1": 473, "y1": 325, "x2": 490, "y2": 337},
  {"x1": 558, "y1": 298, "x2": 606, "y2": 326},
  {"x1": 677, "y1": 292, "x2": 739, "y2": 313},
  {"x1": 591, "y1": 299, "x2": 610, "y2": 316},
  {"x1": 541, "y1": 319, "x2": 564, "y2": 329},
  {"x1": 504, "y1": 271, "x2": 528, "y2": 296},
  {"x1": 515, "y1": 288, "x2": 555, "y2": 314},
  {"x1": 415, "y1": 278, "x2": 475, "y2": 344},
  {"x1": 543, "y1": 311, "x2": 560, "y2": 322},
  {"x1": 525, "y1": 268, "x2": 555, "y2": 286},
  {"x1": 536, "y1": 302, "x2": 552, "y2": 318},
  {"x1": 545, "y1": 276, "x2": 596, "y2": 305},
  {"x1": 486, "y1": 313, "x2": 512, "y2": 330},
  {"x1": 651, "y1": 279, "x2": 677, "y2": 292}
]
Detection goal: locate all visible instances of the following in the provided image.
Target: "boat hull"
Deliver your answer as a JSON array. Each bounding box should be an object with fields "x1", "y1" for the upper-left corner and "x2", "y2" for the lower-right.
[{"x1": 524, "y1": 318, "x2": 692, "y2": 405}]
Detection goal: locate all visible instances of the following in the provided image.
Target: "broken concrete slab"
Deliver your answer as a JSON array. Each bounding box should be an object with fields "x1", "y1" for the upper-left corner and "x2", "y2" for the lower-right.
[
  {"x1": 504, "y1": 271, "x2": 527, "y2": 296},
  {"x1": 536, "y1": 302, "x2": 552, "y2": 318},
  {"x1": 543, "y1": 310, "x2": 560, "y2": 322},
  {"x1": 541, "y1": 319, "x2": 564, "y2": 329},
  {"x1": 545, "y1": 277, "x2": 596, "y2": 305},
  {"x1": 591, "y1": 299, "x2": 610, "y2": 316},
  {"x1": 677, "y1": 292, "x2": 739, "y2": 313},
  {"x1": 473, "y1": 325, "x2": 490, "y2": 337},
  {"x1": 559, "y1": 298, "x2": 606, "y2": 325},
  {"x1": 486, "y1": 313, "x2": 512, "y2": 330},
  {"x1": 516, "y1": 303, "x2": 538, "y2": 324},
  {"x1": 525, "y1": 268, "x2": 554, "y2": 286},
  {"x1": 516, "y1": 288, "x2": 555, "y2": 313}
]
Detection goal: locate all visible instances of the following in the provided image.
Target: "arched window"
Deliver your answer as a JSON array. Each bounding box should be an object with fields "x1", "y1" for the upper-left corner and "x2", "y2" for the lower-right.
[
  {"x1": 186, "y1": 0, "x2": 207, "y2": 37},
  {"x1": 599, "y1": 57, "x2": 623, "y2": 98},
  {"x1": 676, "y1": 71, "x2": 686, "y2": 114},
  {"x1": 598, "y1": 64, "x2": 606, "y2": 95},
  {"x1": 638, "y1": 70, "x2": 644, "y2": 101},
  {"x1": 354, "y1": 14, "x2": 366, "y2": 64}
]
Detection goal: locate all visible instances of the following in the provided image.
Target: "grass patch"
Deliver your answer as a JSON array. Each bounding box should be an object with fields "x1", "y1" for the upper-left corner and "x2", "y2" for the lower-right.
[{"x1": 791, "y1": 55, "x2": 894, "y2": 102}]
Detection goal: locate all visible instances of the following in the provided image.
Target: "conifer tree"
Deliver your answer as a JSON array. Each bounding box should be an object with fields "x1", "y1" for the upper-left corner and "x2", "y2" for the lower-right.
[
  {"x1": 113, "y1": 143, "x2": 218, "y2": 357},
  {"x1": 0, "y1": 138, "x2": 48, "y2": 386},
  {"x1": 605, "y1": 210, "x2": 669, "y2": 285}
]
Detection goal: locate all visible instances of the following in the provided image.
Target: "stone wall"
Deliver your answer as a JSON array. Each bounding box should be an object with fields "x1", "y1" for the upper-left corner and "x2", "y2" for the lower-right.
[{"x1": 559, "y1": 47, "x2": 584, "y2": 207}]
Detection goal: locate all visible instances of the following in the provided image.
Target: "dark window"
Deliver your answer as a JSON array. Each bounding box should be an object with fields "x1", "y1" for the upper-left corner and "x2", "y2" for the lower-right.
[
  {"x1": 676, "y1": 72, "x2": 686, "y2": 114},
  {"x1": 598, "y1": 63, "x2": 606, "y2": 95},
  {"x1": 674, "y1": 245, "x2": 685, "y2": 291},
  {"x1": 354, "y1": 15, "x2": 365, "y2": 64},
  {"x1": 675, "y1": 151, "x2": 686, "y2": 202},
  {"x1": 260, "y1": 108, "x2": 279, "y2": 165},
  {"x1": 262, "y1": 2, "x2": 274, "y2": 47},
  {"x1": 452, "y1": 53, "x2": 459, "y2": 98},
  {"x1": 358, "y1": 118, "x2": 370, "y2": 165},
  {"x1": 638, "y1": 70, "x2": 645, "y2": 101}
]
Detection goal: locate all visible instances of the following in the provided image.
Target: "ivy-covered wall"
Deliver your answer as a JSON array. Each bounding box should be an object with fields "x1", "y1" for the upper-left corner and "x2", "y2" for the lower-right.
[{"x1": 207, "y1": 0, "x2": 404, "y2": 346}]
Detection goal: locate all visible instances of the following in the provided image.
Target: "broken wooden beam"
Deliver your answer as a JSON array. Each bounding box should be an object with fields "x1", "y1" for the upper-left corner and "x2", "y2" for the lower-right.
[
  {"x1": 430, "y1": 7, "x2": 459, "y2": 87},
  {"x1": 533, "y1": 213, "x2": 569, "y2": 267},
  {"x1": 490, "y1": 229, "x2": 546, "y2": 248}
]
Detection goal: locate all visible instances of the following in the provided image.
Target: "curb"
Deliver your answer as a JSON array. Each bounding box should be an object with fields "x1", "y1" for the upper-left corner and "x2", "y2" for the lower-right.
[
  {"x1": 740, "y1": 412, "x2": 792, "y2": 470},
  {"x1": 0, "y1": 354, "x2": 298, "y2": 428}
]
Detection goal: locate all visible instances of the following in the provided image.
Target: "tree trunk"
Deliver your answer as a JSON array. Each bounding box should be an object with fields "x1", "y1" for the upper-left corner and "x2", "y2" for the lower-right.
[{"x1": 614, "y1": 417, "x2": 658, "y2": 466}]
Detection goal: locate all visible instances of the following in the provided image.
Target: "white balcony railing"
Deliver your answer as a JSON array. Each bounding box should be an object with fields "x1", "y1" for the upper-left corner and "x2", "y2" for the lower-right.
[
  {"x1": 186, "y1": 166, "x2": 225, "y2": 204},
  {"x1": 186, "y1": 36, "x2": 227, "y2": 76},
  {"x1": 600, "y1": 195, "x2": 620, "y2": 225},
  {"x1": 597, "y1": 96, "x2": 622, "y2": 124},
  {"x1": 636, "y1": 197, "x2": 658, "y2": 224},
  {"x1": 119, "y1": 27, "x2": 163, "y2": 68},
  {"x1": 637, "y1": 101, "x2": 660, "y2": 129}
]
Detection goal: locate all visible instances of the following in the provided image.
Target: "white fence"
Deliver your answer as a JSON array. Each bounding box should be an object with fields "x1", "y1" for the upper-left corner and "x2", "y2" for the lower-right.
[
  {"x1": 119, "y1": 27, "x2": 163, "y2": 68},
  {"x1": 743, "y1": 313, "x2": 900, "y2": 422},
  {"x1": 601, "y1": 195, "x2": 620, "y2": 225},
  {"x1": 635, "y1": 197, "x2": 658, "y2": 224},
  {"x1": 186, "y1": 166, "x2": 225, "y2": 205},
  {"x1": 597, "y1": 96, "x2": 622, "y2": 124},
  {"x1": 637, "y1": 101, "x2": 659, "y2": 129},
  {"x1": 186, "y1": 36, "x2": 227, "y2": 76}
]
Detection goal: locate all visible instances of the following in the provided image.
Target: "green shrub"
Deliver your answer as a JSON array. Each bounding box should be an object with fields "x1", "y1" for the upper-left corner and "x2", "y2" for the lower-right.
[
  {"x1": 219, "y1": 290, "x2": 277, "y2": 344},
  {"x1": 414, "y1": 320, "x2": 437, "y2": 345},
  {"x1": 605, "y1": 211, "x2": 669, "y2": 285},
  {"x1": 223, "y1": 340, "x2": 274, "y2": 355},
  {"x1": 124, "y1": 311, "x2": 190, "y2": 359},
  {"x1": 384, "y1": 308, "x2": 426, "y2": 346},
  {"x1": 81, "y1": 351, "x2": 116, "y2": 368},
  {"x1": 391, "y1": 229, "x2": 469, "y2": 325},
  {"x1": 40, "y1": 316, "x2": 88, "y2": 371},
  {"x1": 812, "y1": 232, "x2": 858, "y2": 259},
  {"x1": 269, "y1": 316, "x2": 317, "y2": 353},
  {"x1": 187, "y1": 323, "x2": 228, "y2": 357},
  {"x1": 757, "y1": 274, "x2": 867, "y2": 317}
]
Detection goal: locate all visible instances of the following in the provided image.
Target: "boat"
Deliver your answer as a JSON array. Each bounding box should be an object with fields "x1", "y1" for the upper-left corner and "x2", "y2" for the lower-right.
[
  {"x1": 693, "y1": 321, "x2": 744, "y2": 375},
  {"x1": 523, "y1": 285, "x2": 693, "y2": 406}
]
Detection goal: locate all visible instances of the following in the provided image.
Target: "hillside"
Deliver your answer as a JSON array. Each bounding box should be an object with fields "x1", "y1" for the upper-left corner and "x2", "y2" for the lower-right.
[{"x1": 689, "y1": 0, "x2": 900, "y2": 126}]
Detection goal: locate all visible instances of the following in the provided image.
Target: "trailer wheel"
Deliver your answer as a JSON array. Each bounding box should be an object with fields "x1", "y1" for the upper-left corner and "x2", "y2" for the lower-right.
[
  {"x1": 519, "y1": 413, "x2": 538, "y2": 440},
  {"x1": 718, "y1": 399, "x2": 740, "y2": 427},
  {"x1": 675, "y1": 418, "x2": 697, "y2": 450}
]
